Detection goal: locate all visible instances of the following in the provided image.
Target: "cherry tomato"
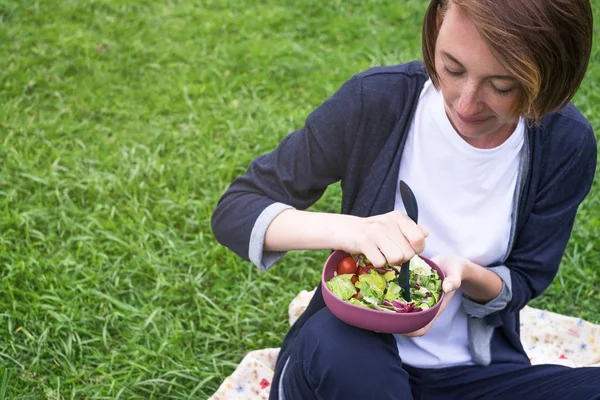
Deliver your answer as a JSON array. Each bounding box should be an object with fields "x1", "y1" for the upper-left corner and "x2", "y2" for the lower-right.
[
  {"x1": 337, "y1": 257, "x2": 357, "y2": 275},
  {"x1": 351, "y1": 275, "x2": 358, "y2": 285},
  {"x1": 357, "y1": 265, "x2": 373, "y2": 275}
]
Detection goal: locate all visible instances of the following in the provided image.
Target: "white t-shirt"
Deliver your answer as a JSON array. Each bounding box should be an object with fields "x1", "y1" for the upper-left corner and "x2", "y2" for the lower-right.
[{"x1": 393, "y1": 80, "x2": 525, "y2": 368}]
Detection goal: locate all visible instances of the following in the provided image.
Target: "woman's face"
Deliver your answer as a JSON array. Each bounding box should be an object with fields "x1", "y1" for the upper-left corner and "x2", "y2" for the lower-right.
[{"x1": 434, "y1": 2, "x2": 522, "y2": 149}]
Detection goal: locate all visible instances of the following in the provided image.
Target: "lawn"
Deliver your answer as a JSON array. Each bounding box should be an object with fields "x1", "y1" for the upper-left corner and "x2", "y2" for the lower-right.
[{"x1": 0, "y1": 0, "x2": 598, "y2": 398}]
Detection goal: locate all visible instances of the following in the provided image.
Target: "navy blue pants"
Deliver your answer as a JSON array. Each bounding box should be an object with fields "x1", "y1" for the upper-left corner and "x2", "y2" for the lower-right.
[{"x1": 280, "y1": 307, "x2": 600, "y2": 400}]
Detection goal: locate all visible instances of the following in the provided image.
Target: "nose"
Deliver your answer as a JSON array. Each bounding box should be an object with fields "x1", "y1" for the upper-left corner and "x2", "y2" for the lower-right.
[{"x1": 456, "y1": 82, "x2": 484, "y2": 116}]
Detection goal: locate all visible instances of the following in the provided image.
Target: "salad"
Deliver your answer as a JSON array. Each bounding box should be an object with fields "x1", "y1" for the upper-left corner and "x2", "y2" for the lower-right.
[{"x1": 326, "y1": 254, "x2": 442, "y2": 313}]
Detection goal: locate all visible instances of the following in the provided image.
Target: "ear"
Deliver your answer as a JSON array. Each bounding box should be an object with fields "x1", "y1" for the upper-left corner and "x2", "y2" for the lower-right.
[{"x1": 436, "y1": 4, "x2": 443, "y2": 29}]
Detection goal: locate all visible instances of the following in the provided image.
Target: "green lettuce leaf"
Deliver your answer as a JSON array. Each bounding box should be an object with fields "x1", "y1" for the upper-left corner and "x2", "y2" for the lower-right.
[
  {"x1": 384, "y1": 281, "x2": 402, "y2": 302},
  {"x1": 348, "y1": 298, "x2": 373, "y2": 309},
  {"x1": 359, "y1": 270, "x2": 387, "y2": 292},
  {"x1": 326, "y1": 274, "x2": 357, "y2": 300}
]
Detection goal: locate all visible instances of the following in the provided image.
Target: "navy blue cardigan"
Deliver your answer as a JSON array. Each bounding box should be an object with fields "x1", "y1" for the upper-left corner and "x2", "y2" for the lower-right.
[{"x1": 211, "y1": 61, "x2": 597, "y2": 397}]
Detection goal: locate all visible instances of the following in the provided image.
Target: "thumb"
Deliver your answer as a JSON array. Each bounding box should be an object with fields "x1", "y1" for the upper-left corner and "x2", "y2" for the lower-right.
[
  {"x1": 443, "y1": 277, "x2": 460, "y2": 294},
  {"x1": 419, "y1": 225, "x2": 430, "y2": 238}
]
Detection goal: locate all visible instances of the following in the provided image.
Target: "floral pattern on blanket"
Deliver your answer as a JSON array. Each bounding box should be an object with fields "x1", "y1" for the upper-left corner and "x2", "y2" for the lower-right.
[{"x1": 209, "y1": 289, "x2": 600, "y2": 399}]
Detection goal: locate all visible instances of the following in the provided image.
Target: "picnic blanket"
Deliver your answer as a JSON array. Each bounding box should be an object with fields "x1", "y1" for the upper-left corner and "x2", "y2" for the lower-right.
[{"x1": 209, "y1": 288, "x2": 600, "y2": 399}]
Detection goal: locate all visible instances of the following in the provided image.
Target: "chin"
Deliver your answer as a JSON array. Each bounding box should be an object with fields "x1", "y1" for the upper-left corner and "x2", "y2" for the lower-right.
[
  {"x1": 456, "y1": 123, "x2": 490, "y2": 138},
  {"x1": 449, "y1": 116, "x2": 489, "y2": 137}
]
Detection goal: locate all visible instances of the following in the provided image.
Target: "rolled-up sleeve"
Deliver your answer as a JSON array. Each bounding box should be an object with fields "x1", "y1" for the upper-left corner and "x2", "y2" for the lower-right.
[
  {"x1": 462, "y1": 265, "x2": 512, "y2": 318},
  {"x1": 249, "y1": 203, "x2": 295, "y2": 271}
]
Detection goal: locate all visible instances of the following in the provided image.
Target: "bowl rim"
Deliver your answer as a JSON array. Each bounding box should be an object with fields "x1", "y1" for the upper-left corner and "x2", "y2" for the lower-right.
[{"x1": 321, "y1": 250, "x2": 446, "y2": 316}]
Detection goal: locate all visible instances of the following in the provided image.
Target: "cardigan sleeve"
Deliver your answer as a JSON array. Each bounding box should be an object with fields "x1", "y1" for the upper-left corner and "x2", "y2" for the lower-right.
[
  {"x1": 463, "y1": 119, "x2": 597, "y2": 320},
  {"x1": 503, "y1": 124, "x2": 596, "y2": 313},
  {"x1": 211, "y1": 75, "x2": 364, "y2": 267}
]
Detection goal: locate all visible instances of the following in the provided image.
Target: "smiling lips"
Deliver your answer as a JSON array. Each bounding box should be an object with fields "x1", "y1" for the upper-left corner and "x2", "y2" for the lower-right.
[{"x1": 457, "y1": 112, "x2": 490, "y2": 125}]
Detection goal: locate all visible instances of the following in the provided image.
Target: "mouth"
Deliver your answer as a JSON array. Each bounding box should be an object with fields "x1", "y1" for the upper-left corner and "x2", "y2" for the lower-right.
[{"x1": 457, "y1": 112, "x2": 490, "y2": 126}]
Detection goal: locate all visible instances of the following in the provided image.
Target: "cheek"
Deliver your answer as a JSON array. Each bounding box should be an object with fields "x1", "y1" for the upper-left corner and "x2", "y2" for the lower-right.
[
  {"x1": 489, "y1": 89, "x2": 522, "y2": 118},
  {"x1": 489, "y1": 98, "x2": 519, "y2": 119}
]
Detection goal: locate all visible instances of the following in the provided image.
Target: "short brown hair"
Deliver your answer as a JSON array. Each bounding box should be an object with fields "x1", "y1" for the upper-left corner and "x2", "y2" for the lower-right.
[{"x1": 422, "y1": 0, "x2": 593, "y2": 121}]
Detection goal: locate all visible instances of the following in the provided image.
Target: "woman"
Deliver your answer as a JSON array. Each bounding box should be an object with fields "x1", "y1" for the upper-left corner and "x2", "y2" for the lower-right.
[{"x1": 212, "y1": 0, "x2": 598, "y2": 399}]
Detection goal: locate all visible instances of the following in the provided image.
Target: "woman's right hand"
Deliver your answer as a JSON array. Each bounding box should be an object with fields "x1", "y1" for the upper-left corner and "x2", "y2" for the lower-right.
[
  {"x1": 264, "y1": 209, "x2": 428, "y2": 267},
  {"x1": 337, "y1": 210, "x2": 429, "y2": 268}
]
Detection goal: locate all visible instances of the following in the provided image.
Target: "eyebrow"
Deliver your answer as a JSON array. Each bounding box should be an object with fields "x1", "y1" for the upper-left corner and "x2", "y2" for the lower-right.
[{"x1": 442, "y1": 51, "x2": 517, "y2": 81}]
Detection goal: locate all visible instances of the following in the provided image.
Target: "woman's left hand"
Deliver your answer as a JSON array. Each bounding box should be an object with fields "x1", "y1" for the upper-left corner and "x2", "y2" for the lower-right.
[
  {"x1": 430, "y1": 255, "x2": 468, "y2": 294},
  {"x1": 402, "y1": 255, "x2": 468, "y2": 337},
  {"x1": 433, "y1": 254, "x2": 504, "y2": 304}
]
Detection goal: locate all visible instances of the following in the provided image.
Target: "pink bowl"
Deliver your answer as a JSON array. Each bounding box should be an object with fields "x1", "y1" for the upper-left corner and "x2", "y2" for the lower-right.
[{"x1": 322, "y1": 250, "x2": 446, "y2": 334}]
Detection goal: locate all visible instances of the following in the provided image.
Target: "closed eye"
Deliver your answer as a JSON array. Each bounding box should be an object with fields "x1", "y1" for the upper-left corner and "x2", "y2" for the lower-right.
[
  {"x1": 491, "y1": 83, "x2": 516, "y2": 96},
  {"x1": 443, "y1": 66, "x2": 464, "y2": 77}
]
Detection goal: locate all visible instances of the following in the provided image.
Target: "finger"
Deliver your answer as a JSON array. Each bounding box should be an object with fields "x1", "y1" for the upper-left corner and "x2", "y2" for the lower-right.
[
  {"x1": 395, "y1": 237, "x2": 416, "y2": 264},
  {"x1": 361, "y1": 245, "x2": 387, "y2": 268},
  {"x1": 420, "y1": 225, "x2": 430, "y2": 238},
  {"x1": 404, "y1": 328, "x2": 427, "y2": 337},
  {"x1": 404, "y1": 315, "x2": 436, "y2": 337},
  {"x1": 394, "y1": 213, "x2": 426, "y2": 254},
  {"x1": 390, "y1": 223, "x2": 417, "y2": 263},
  {"x1": 442, "y1": 276, "x2": 461, "y2": 294},
  {"x1": 377, "y1": 236, "x2": 409, "y2": 266}
]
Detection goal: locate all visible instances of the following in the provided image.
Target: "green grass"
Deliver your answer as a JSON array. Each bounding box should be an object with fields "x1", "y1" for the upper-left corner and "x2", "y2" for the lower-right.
[{"x1": 0, "y1": 0, "x2": 598, "y2": 398}]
